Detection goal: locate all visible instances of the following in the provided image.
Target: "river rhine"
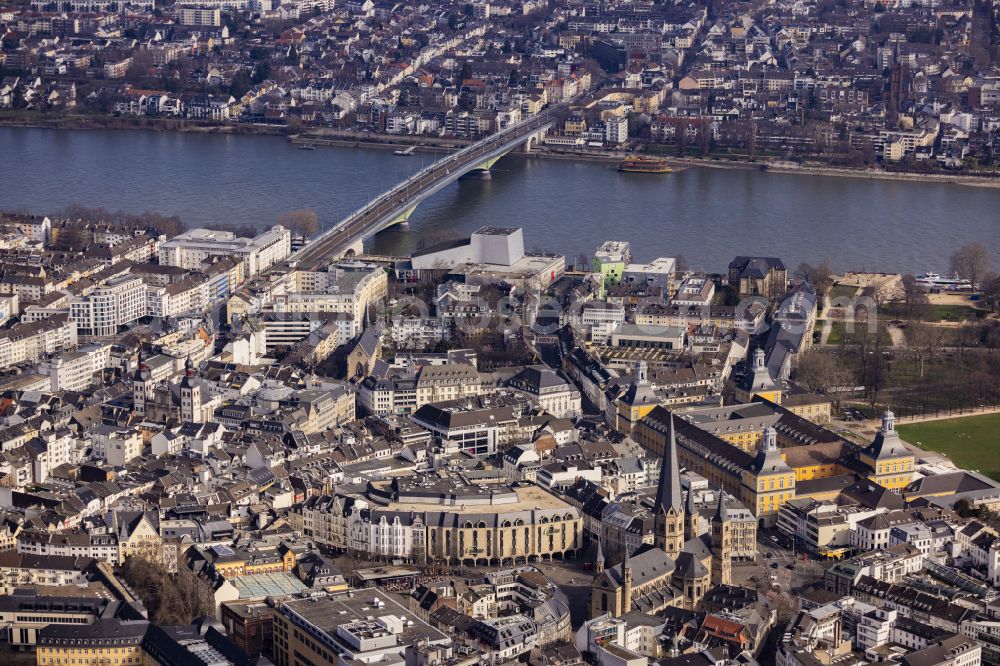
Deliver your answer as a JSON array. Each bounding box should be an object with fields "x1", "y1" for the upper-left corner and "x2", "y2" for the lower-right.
[{"x1": 2, "y1": 127, "x2": 998, "y2": 272}]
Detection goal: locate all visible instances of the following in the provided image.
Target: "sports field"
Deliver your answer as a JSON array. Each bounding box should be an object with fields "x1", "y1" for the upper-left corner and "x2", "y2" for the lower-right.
[{"x1": 897, "y1": 413, "x2": 1000, "y2": 480}]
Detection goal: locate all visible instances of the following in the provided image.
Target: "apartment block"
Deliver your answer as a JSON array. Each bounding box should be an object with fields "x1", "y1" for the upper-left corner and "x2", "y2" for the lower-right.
[{"x1": 158, "y1": 225, "x2": 291, "y2": 277}]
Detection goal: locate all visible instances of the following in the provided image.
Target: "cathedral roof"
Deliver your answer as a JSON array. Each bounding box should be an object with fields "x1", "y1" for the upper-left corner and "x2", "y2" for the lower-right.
[
  {"x1": 682, "y1": 535, "x2": 712, "y2": 561},
  {"x1": 599, "y1": 545, "x2": 676, "y2": 589},
  {"x1": 673, "y1": 551, "x2": 709, "y2": 580}
]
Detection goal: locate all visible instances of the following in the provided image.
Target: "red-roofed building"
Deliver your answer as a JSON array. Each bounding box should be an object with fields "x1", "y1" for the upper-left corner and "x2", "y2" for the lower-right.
[{"x1": 695, "y1": 614, "x2": 754, "y2": 655}]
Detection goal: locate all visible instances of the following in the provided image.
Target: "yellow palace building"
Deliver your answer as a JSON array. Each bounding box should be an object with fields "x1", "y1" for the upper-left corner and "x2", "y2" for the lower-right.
[
  {"x1": 733, "y1": 348, "x2": 783, "y2": 405},
  {"x1": 36, "y1": 619, "x2": 147, "y2": 666},
  {"x1": 637, "y1": 405, "x2": 915, "y2": 528},
  {"x1": 856, "y1": 410, "x2": 914, "y2": 491}
]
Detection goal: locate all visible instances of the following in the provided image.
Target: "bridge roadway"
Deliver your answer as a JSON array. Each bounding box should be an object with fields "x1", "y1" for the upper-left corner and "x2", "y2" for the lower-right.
[{"x1": 290, "y1": 105, "x2": 562, "y2": 268}]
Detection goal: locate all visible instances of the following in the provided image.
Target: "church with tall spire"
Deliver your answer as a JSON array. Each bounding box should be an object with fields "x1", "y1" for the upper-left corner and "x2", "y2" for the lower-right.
[
  {"x1": 132, "y1": 349, "x2": 154, "y2": 418},
  {"x1": 590, "y1": 410, "x2": 754, "y2": 618},
  {"x1": 654, "y1": 413, "x2": 685, "y2": 557},
  {"x1": 180, "y1": 356, "x2": 204, "y2": 424}
]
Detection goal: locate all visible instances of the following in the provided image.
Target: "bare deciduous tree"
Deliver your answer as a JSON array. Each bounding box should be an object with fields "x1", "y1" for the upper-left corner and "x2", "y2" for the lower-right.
[
  {"x1": 794, "y1": 350, "x2": 850, "y2": 394},
  {"x1": 277, "y1": 208, "x2": 320, "y2": 244},
  {"x1": 907, "y1": 321, "x2": 942, "y2": 378},
  {"x1": 856, "y1": 327, "x2": 888, "y2": 407},
  {"x1": 57, "y1": 203, "x2": 185, "y2": 237},
  {"x1": 861, "y1": 280, "x2": 896, "y2": 315},
  {"x1": 900, "y1": 274, "x2": 930, "y2": 319},
  {"x1": 950, "y1": 242, "x2": 990, "y2": 289},
  {"x1": 795, "y1": 260, "x2": 834, "y2": 294},
  {"x1": 983, "y1": 273, "x2": 1000, "y2": 312},
  {"x1": 121, "y1": 556, "x2": 214, "y2": 625}
]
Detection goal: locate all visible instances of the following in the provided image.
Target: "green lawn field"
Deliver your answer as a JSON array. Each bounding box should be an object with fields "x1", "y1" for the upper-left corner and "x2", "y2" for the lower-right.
[
  {"x1": 897, "y1": 413, "x2": 1000, "y2": 480},
  {"x1": 925, "y1": 304, "x2": 987, "y2": 322},
  {"x1": 829, "y1": 285, "x2": 859, "y2": 302}
]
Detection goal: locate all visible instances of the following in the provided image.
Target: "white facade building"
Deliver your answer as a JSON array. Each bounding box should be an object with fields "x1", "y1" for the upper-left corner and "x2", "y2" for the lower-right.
[
  {"x1": 40, "y1": 344, "x2": 111, "y2": 391},
  {"x1": 386, "y1": 317, "x2": 449, "y2": 348},
  {"x1": 0, "y1": 314, "x2": 77, "y2": 370},
  {"x1": 622, "y1": 257, "x2": 676, "y2": 294},
  {"x1": 604, "y1": 115, "x2": 629, "y2": 145},
  {"x1": 564, "y1": 302, "x2": 626, "y2": 344},
  {"x1": 146, "y1": 279, "x2": 212, "y2": 319},
  {"x1": 158, "y1": 226, "x2": 291, "y2": 277},
  {"x1": 104, "y1": 429, "x2": 143, "y2": 467},
  {"x1": 258, "y1": 313, "x2": 356, "y2": 352},
  {"x1": 70, "y1": 276, "x2": 147, "y2": 337},
  {"x1": 508, "y1": 365, "x2": 582, "y2": 419},
  {"x1": 411, "y1": 227, "x2": 525, "y2": 270},
  {"x1": 177, "y1": 6, "x2": 221, "y2": 25}
]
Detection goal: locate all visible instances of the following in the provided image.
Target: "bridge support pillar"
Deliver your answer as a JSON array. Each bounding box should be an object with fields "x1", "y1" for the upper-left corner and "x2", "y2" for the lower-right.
[
  {"x1": 521, "y1": 128, "x2": 548, "y2": 153},
  {"x1": 340, "y1": 237, "x2": 364, "y2": 258},
  {"x1": 385, "y1": 204, "x2": 418, "y2": 228},
  {"x1": 461, "y1": 153, "x2": 506, "y2": 180}
]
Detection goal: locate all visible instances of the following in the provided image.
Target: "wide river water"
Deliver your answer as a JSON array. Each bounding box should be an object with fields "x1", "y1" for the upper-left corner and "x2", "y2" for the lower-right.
[{"x1": 2, "y1": 127, "x2": 998, "y2": 272}]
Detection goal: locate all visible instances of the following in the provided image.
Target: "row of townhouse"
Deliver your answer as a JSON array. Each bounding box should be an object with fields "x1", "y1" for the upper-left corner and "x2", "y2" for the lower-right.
[
  {"x1": 114, "y1": 89, "x2": 238, "y2": 120},
  {"x1": 147, "y1": 265, "x2": 239, "y2": 318},
  {"x1": 0, "y1": 313, "x2": 77, "y2": 370},
  {"x1": 15, "y1": 513, "x2": 162, "y2": 566},
  {"x1": 62, "y1": 267, "x2": 239, "y2": 338}
]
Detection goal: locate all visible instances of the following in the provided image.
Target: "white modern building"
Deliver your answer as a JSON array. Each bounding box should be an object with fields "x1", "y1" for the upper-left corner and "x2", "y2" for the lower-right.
[
  {"x1": 40, "y1": 344, "x2": 111, "y2": 391},
  {"x1": 410, "y1": 227, "x2": 525, "y2": 270},
  {"x1": 174, "y1": 0, "x2": 247, "y2": 8},
  {"x1": 0, "y1": 294, "x2": 18, "y2": 326},
  {"x1": 386, "y1": 316, "x2": 449, "y2": 348},
  {"x1": 104, "y1": 428, "x2": 143, "y2": 467},
  {"x1": 158, "y1": 226, "x2": 291, "y2": 277},
  {"x1": 0, "y1": 314, "x2": 77, "y2": 370},
  {"x1": 146, "y1": 278, "x2": 217, "y2": 319},
  {"x1": 409, "y1": 402, "x2": 519, "y2": 456},
  {"x1": 577, "y1": 614, "x2": 666, "y2": 666},
  {"x1": 604, "y1": 115, "x2": 629, "y2": 146},
  {"x1": 70, "y1": 275, "x2": 147, "y2": 337},
  {"x1": 15, "y1": 215, "x2": 50, "y2": 245},
  {"x1": 177, "y1": 6, "x2": 221, "y2": 25},
  {"x1": 257, "y1": 312, "x2": 356, "y2": 352},
  {"x1": 563, "y1": 301, "x2": 626, "y2": 344},
  {"x1": 672, "y1": 276, "x2": 715, "y2": 307},
  {"x1": 273, "y1": 264, "x2": 388, "y2": 323},
  {"x1": 537, "y1": 462, "x2": 601, "y2": 490},
  {"x1": 622, "y1": 257, "x2": 676, "y2": 294}
]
